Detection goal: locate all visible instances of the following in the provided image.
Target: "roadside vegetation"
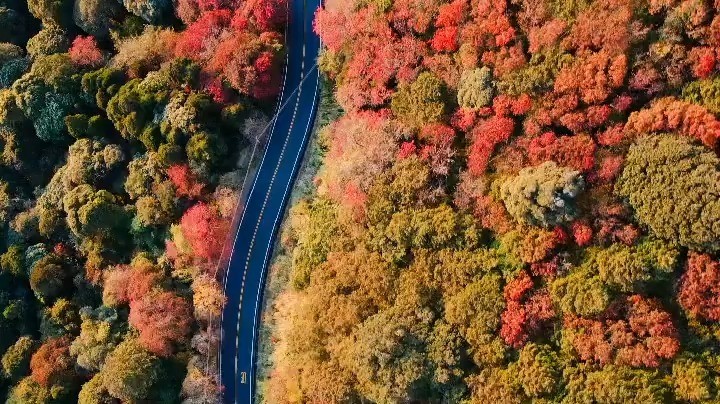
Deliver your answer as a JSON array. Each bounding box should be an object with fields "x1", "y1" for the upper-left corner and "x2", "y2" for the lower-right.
[
  {"x1": 263, "y1": 0, "x2": 720, "y2": 402},
  {"x1": 0, "y1": 0, "x2": 287, "y2": 401}
]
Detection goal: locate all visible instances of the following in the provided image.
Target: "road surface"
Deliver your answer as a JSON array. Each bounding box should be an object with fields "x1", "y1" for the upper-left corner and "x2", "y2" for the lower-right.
[{"x1": 220, "y1": 0, "x2": 321, "y2": 401}]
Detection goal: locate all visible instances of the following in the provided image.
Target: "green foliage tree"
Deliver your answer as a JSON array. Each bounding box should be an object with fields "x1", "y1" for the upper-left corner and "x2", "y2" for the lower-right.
[
  {"x1": 25, "y1": 26, "x2": 71, "y2": 60},
  {"x1": 39, "y1": 298, "x2": 80, "y2": 338},
  {"x1": 583, "y1": 239, "x2": 677, "y2": 292},
  {"x1": 106, "y1": 78, "x2": 167, "y2": 146},
  {"x1": 672, "y1": 356, "x2": 716, "y2": 402},
  {"x1": 12, "y1": 54, "x2": 81, "y2": 142},
  {"x1": 100, "y1": 339, "x2": 162, "y2": 402},
  {"x1": 497, "y1": 47, "x2": 573, "y2": 96},
  {"x1": 63, "y1": 139, "x2": 125, "y2": 187},
  {"x1": 81, "y1": 68, "x2": 126, "y2": 110},
  {"x1": 0, "y1": 43, "x2": 22, "y2": 65},
  {"x1": 70, "y1": 307, "x2": 123, "y2": 371},
  {"x1": 288, "y1": 197, "x2": 343, "y2": 289},
  {"x1": 185, "y1": 130, "x2": 228, "y2": 168},
  {"x1": 5, "y1": 377, "x2": 51, "y2": 404},
  {"x1": 29, "y1": 254, "x2": 66, "y2": 302},
  {"x1": 0, "y1": 57, "x2": 29, "y2": 89},
  {"x1": 341, "y1": 306, "x2": 430, "y2": 403},
  {"x1": 27, "y1": 0, "x2": 73, "y2": 26},
  {"x1": 467, "y1": 366, "x2": 524, "y2": 403},
  {"x1": 563, "y1": 365, "x2": 671, "y2": 403},
  {"x1": 683, "y1": 76, "x2": 720, "y2": 114},
  {"x1": 65, "y1": 114, "x2": 114, "y2": 139},
  {"x1": 445, "y1": 273, "x2": 504, "y2": 335},
  {"x1": 500, "y1": 161, "x2": 585, "y2": 228},
  {"x1": 516, "y1": 343, "x2": 561, "y2": 398},
  {"x1": 73, "y1": 0, "x2": 123, "y2": 38},
  {"x1": 616, "y1": 135, "x2": 720, "y2": 251},
  {"x1": 124, "y1": 152, "x2": 166, "y2": 199},
  {"x1": 2, "y1": 336, "x2": 36, "y2": 382},
  {"x1": 391, "y1": 72, "x2": 449, "y2": 128},
  {"x1": 550, "y1": 267, "x2": 611, "y2": 316},
  {"x1": 77, "y1": 373, "x2": 113, "y2": 404},
  {"x1": 457, "y1": 67, "x2": 494, "y2": 109},
  {"x1": 62, "y1": 184, "x2": 128, "y2": 238},
  {"x1": 1, "y1": 244, "x2": 24, "y2": 277},
  {"x1": 122, "y1": 0, "x2": 172, "y2": 23}
]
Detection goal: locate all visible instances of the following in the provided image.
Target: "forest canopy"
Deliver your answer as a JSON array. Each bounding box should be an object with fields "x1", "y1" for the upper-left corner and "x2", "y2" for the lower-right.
[
  {"x1": 0, "y1": 0, "x2": 287, "y2": 401},
  {"x1": 261, "y1": 0, "x2": 720, "y2": 402}
]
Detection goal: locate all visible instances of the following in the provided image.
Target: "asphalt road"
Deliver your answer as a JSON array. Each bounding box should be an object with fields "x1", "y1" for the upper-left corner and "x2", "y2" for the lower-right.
[{"x1": 219, "y1": 0, "x2": 321, "y2": 402}]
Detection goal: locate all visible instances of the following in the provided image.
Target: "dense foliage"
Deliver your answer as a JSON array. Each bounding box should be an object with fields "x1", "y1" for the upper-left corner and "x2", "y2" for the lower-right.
[
  {"x1": 262, "y1": 0, "x2": 720, "y2": 402},
  {"x1": 0, "y1": 0, "x2": 287, "y2": 401}
]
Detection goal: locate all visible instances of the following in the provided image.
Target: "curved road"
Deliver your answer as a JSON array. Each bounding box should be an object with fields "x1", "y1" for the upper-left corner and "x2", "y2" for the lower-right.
[{"x1": 220, "y1": 0, "x2": 321, "y2": 402}]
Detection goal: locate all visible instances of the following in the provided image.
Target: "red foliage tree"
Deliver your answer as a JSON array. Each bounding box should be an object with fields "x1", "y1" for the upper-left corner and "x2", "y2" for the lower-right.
[
  {"x1": 473, "y1": 195, "x2": 513, "y2": 234},
  {"x1": 530, "y1": 257, "x2": 560, "y2": 277},
  {"x1": 69, "y1": 36, "x2": 104, "y2": 68},
  {"x1": 624, "y1": 97, "x2": 720, "y2": 149},
  {"x1": 417, "y1": 124, "x2": 456, "y2": 176},
  {"x1": 679, "y1": 253, "x2": 720, "y2": 321},
  {"x1": 436, "y1": 0, "x2": 467, "y2": 28},
  {"x1": 175, "y1": 9, "x2": 233, "y2": 60},
  {"x1": 593, "y1": 155, "x2": 624, "y2": 183},
  {"x1": 500, "y1": 271, "x2": 555, "y2": 348},
  {"x1": 562, "y1": 0, "x2": 633, "y2": 55},
  {"x1": 571, "y1": 221, "x2": 593, "y2": 247},
  {"x1": 554, "y1": 51, "x2": 627, "y2": 105},
  {"x1": 103, "y1": 267, "x2": 132, "y2": 306},
  {"x1": 180, "y1": 202, "x2": 229, "y2": 262},
  {"x1": 177, "y1": 0, "x2": 229, "y2": 24},
  {"x1": 207, "y1": 30, "x2": 283, "y2": 98},
  {"x1": 167, "y1": 164, "x2": 205, "y2": 198},
  {"x1": 341, "y1": 182, "x2": 368, "y2": 223},
  {"x1": 30, "y1": 337, "x2": 75, "y2": 388},
  {"x1": 104, "y1": 262, "x2": 163, "y2": 306},
  {"x1": 129, "y1": 291, "x2": 194, "y2": 357},
  {"x1": 246, "y1": 0, "x2": 288, "y2": 32},
  {"x1": 524, "y1": 132, "x2": 596, "y2": 172},
  {"x1": 431, "y1": 26, "x2": 459, "y2": 53},
  {"x1": 397, "y1": 141, "x2": 417, "y2": 160},
  {"x1": 566, "y1": 295, "x2": 680, "y2": 368},
  {"x1": 588, "y1": 202, "x2": 640, "y2": 245},
  {"x1": 689, "y1": 46, "x2": 716, "y2": 79},
  {"x1": 467, "y1": 116, "x2": 515, "y2": 175},
  {"x1": 528, "y1": 18, "x2": 566, "y2": 54},
  {"x1": 315, "y1": 5, "x2": 428, "y2": 110},
  {"x1": 450, "y1": 108, "x2": 478, "y2": 132}
]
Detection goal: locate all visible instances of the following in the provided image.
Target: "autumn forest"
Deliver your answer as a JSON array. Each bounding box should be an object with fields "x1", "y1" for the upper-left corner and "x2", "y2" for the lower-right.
[
  {"x1": 3, "y1": 0, "x2": 720, "y2": 402},
  {"x1": 261, "y1": 0, "x2": 720, "y2": 402},
  {"x1": 0, "y1": 0, "x2": 286, "y2": 402}
]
